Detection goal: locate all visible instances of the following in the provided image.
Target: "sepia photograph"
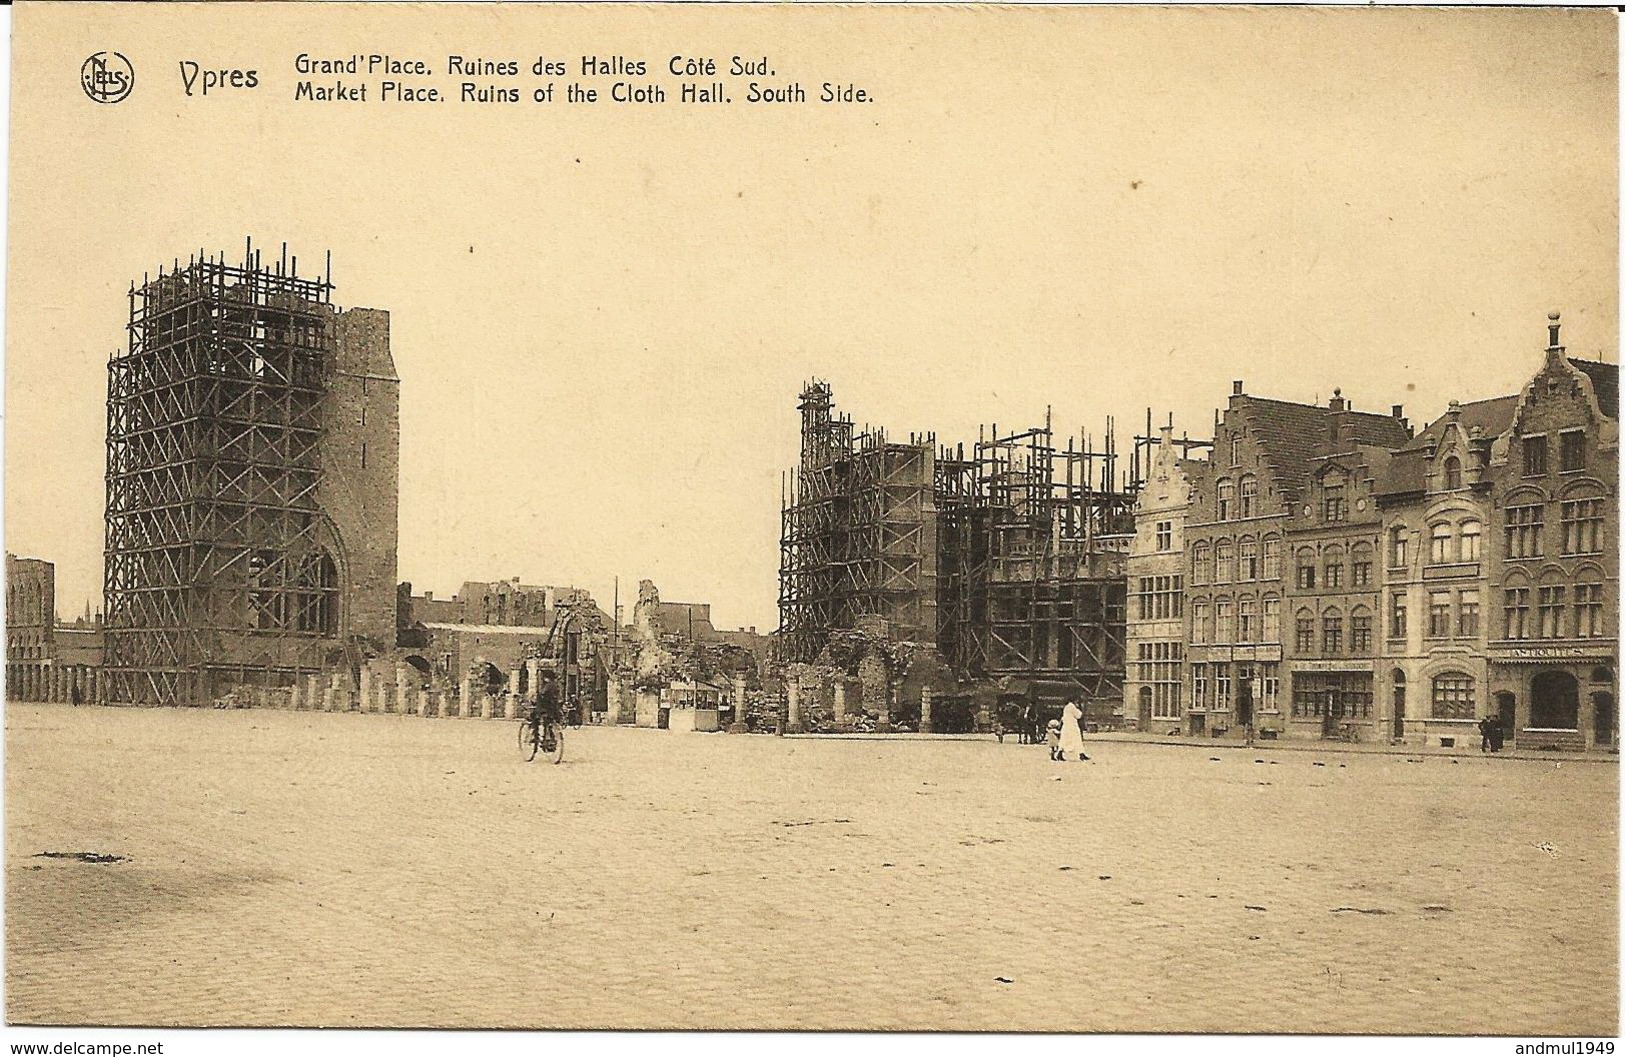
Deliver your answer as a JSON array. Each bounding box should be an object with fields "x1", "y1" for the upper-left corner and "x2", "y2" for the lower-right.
[{"x1": 1, "y1": 0, "x2": 1618, "y2": 1046}]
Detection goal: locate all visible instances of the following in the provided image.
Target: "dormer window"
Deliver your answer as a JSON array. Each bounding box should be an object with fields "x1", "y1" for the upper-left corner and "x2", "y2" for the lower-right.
[
  {"x1": 1443, "y1": 456, "x2": 1462, "y2": 491},
  {"x1": 1322, "y1": 482, "x2": 1347, "y2": 523}
]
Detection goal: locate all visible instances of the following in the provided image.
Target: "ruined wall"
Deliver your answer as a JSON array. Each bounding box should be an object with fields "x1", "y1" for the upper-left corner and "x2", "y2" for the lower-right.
[{"x1": 320, "y1": 307, "x2": 400, "y2": 653}]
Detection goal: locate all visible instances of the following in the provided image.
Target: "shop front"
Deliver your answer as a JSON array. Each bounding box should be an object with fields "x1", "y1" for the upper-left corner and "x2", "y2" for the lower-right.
[
  {"x1": 1288, "y1": 660, "x2": 1375, "y2": 739},
  {"x1": 1488, "y1": 644, "x2": 1617, "y2": 751}
]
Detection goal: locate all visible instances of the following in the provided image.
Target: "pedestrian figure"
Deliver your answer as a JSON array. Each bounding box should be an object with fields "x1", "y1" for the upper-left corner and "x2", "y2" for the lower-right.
[
  {"x1": 1489, "y1": 714, "x2": 1505, "y2": 753},
  {"x1": 1059, "y1": 699, "x2": 1090, "y2": 762},
  {"x1": 70, "y1": 681, "x2": 82, "y2": 708},
  {"x1": 1046, "y1": 718, "x2": 1063, "y2": 760},
  {"x1": 1478, "y1": 716, "x2": 1492, "y2": 754}
]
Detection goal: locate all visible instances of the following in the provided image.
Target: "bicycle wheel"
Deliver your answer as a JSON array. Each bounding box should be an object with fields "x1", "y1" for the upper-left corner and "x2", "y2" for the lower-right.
[
  {"x1": 519, "y1": 721, "x2": 539, "y2": 761},
  {"x1": 548, "y1": 723, "x2": 565, "y2": 765}
]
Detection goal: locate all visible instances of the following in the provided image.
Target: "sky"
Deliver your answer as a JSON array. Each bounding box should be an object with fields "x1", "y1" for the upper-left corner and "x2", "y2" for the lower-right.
[{"x1": 5, "y1": 4, "x2": 1618, "y2": 634}]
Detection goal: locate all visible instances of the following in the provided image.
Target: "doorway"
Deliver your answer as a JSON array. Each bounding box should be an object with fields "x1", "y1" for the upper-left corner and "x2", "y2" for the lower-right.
[
  {"x1": 1593, "y1": 692, "x2": 1615, "y2": 746},
  {"x1": 1495, "y1": 691, "x2": 1517, "y2": 744}
]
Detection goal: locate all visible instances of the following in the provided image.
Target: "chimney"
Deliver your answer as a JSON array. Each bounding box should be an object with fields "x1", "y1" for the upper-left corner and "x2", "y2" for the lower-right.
[
  {"x1": 1391, "y1": 404, "x2": 1404, "y2": 419},
  {"x1": 1548, "y1": 311, "x2": 1562, "y2": 351},
  {"x1": 1328, "y1": 387, "x2": 1346, "y2": 413},
  {"x1": 1232, "y1": 380, "x2": 1244, "y2": 396}
]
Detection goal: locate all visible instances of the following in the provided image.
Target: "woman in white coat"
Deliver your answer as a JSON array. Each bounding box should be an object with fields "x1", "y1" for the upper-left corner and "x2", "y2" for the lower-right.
[{"x1": 1058, "y1": 699, "x2": 1089, "y2": 761}]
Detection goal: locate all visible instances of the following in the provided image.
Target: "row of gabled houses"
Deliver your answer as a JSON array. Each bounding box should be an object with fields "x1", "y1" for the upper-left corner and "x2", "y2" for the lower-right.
[{"x1": 1127, "y1": 314, "x2": 1618, "y2": 751}]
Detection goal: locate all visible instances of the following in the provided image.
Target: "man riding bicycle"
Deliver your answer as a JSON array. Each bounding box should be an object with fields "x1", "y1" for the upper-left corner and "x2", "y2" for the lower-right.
[{"x1": 526, "y1": 674, "x2": 565, "y2": 748}]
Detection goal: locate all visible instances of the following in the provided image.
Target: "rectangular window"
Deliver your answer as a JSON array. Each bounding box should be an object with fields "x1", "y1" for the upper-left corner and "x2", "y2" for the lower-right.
[
  {"x1": 1350, "y1": 614, "x2": 1372, "y2": 654},
  {"x1": 1323, "y1": 485, "x2": 1347, "y2": 523},
  {"x1": 1137, "y1": 640, "x2": 1185, "y2": 720},
  {"x1": 1324, "y1": 562, "x2": 1343, "y2": 589},
  {"x1": 1239, "y1": 540, "x2": 1258, "y2": 581},
  {"x1": 1191, "y1": 602, "x2": 1208, "y2": 644},
  {"x1": 1137, "y1": 577, "x2": 1154, "y2": 621},
  {"x1": 1238, "y1": 599, "x2": 1257, "y2": 644},
  {"x1": 1258, "y1": 663, "x2": 1279, "y2": 713},
  {"x1": 1215, "y1": 664, "x2": 1232, "y2": 712},
  {"x1": 1296, "y1": 564, "x2": 1316, "y2": 590},
  {"x1": 1389, "y1": 529, "x2": 1408, "y2": 569},
  {"x1": 1351, "y1": 558, "x2": 1371, "y2": 587},
  {"x1": 1322, "y1": 613, "x2": 1343, "y2": 654},
  {"x1": 1560, "y1": 430, "x2": 1585, "y2": 473},
  {"x1": 1262, "y1": 598, "x2": 1280, "y2": 643},
  {"x1": 1428, "y1": 591, "x2": 1451, "y2": 638},
  {"x1": 1575, "y1": 584, "x2": 1605, "y2": 638},
  {"x1": 1156, "y1": 521, "x2": 1173, "y2": 552},
  {"x1": 1460, "y1": 525, "x2": 1481, "y2": 563},
  {"x1": 1215, "y1": 601, "x2": 1234, "y2": 643},
  {"x1": 1524, "y1": 435, "x2": 1548, "y2": 477},
  {"x1": 1538, "y1": 585, "x2": 1566, "y2": 639},
  {"x1": 1503, "y1": 587, "x2": 1531, "y2": 640},
  {"x1": 1458, "y1": 590, "x2": 1480, "y2": 638},
  {"x1": 1389, "y1": 594, "x2": 1407, "y2": 640},
  {"x1": 1560, "y1": 499, "x2": 1604, "y2": 555},
  {"x1": 1192, "y1": 663, "x2": 1208, "y2": 709},
  {"x1": 1432, "y1": 675, "x2": 1476, "y2": 720},
  {"x1": 1505, "y1": 505, "x2": 1545, "y2": 559},
  {"x1": 1430, "y1": 526, "x2": 1451, "y2": 565},
  {"x1": 1295, "y1": 614, "x2": 1315, "y2": 653}
]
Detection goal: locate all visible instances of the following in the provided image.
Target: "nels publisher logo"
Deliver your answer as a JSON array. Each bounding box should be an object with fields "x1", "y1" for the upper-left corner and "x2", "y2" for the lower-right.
[{"x1": 81, "y1": 51, "x2": 135, "y2": 104}]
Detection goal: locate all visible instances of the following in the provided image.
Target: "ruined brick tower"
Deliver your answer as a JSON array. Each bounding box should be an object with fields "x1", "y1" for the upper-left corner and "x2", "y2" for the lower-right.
[{"x1": 102, "y1": 241, "x2": 398, "y2": 705}]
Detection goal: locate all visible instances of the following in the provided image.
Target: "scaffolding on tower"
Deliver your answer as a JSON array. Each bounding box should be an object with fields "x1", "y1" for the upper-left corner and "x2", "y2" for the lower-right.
[{"x1": 103, "y1": 239, "x2": 341, "y2": 706}]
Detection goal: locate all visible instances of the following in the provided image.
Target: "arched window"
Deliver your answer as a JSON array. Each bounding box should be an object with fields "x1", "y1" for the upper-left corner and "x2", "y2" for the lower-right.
[
  {"x1": 1389, "y1": 525, "x2": 1408, "y2": 569},
  {"x1": 1192, "y1": 543, "x2": 1211, "y2": 586},
  {"x1": 1238, "y1": 537, "x2": 1259, "y2": 581},
  {"x1": 1432, "y1": 672, "x2": 1476, "y2": 719},
  {"x1": 1295, "y1": 547, "x2": 1317, "y2": 590},
  {"x1": 1350, "y1": 606, "x2": 1373, "y2": 654},
  {"x1": 1217, "y1": 479, "x2": 1235, "y2": 521},
  {"x1": 1323, "y1": 545, "x2": 1344, "y2": 589},
  {"x1": 1530, "y1": 670, "x2": 1580, "y2": 730},
  {"x1": 1430, "y1": 523, "x2": 1453, "y2": 565},
  {"x1": 1322, "y1": 607, "x2": 1344, "y2": 654},
  {"x1": 1350, "y1": 542, "x2": 1374, "y2": 586},
  {"x1": 1262, "y1": 536, "x2": 1281, "y2": 580},
  {"x1": 1294, "y1": 609, "x2": 1315, "y2": 653},
  {"x1": 1239, "y1": 475, "x2": 1258, "y2": 519},
  {"x1": 1443, "y1": 456, "x2": 1462, "y2": 491},
  {"x1": 1459, "y1": 520, "x2": 1481, "y2": 563},
  {"x1": 1214, "y1": 540, "x2": 1234, "y2": 583}
]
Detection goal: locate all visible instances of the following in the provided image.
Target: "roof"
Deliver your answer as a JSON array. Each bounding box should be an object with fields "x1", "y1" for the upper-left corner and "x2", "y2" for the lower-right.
[
  {"x1": 1402, "y1": 395, "x2": 1519, "y2": 452},
  {"x1": 1242, "y1": 397, "x2": 1412, "y2": 501},
  {"x1": 1571, "y1": 357, "x2": 1619, "y2": 419},
  {"x1": 421, "y1": 621, "x2": 554, "y2": 636}
]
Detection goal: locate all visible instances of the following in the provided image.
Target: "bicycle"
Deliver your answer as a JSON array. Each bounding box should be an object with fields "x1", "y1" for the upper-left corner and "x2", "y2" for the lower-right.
[{"x1": 518, "y1": 712, "x2": 565, "y2": 764}]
